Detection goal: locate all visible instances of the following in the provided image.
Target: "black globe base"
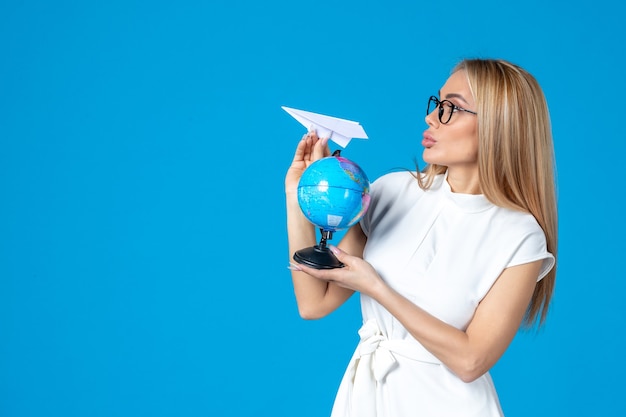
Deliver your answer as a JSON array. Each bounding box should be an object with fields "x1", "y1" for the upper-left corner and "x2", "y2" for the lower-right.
[{"x1": 293, "y1": 245, "x2": 344, "y2": 269}]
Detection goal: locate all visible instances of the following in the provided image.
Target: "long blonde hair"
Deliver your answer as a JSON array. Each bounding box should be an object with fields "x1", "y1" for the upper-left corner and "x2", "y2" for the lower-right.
[{"x1": 418, "y1": 58, "x2": 558, "y2": 327}]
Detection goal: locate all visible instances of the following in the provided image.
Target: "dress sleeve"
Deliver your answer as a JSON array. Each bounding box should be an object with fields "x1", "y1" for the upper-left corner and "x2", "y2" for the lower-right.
[
  {"x1": 505, "y1": 225, "x2": 555, "y2": 282},
  {"x1": 359, "y1": 171, "x2": 412, "y2": 237},
  {"x1": 359, "y1": 176, "x2": 383, "y2": 237}
]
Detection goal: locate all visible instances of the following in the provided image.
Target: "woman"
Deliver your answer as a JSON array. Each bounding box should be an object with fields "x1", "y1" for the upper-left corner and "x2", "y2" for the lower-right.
[{"x1": 285, "y1": 58, "x2": 557, "y2": 417}]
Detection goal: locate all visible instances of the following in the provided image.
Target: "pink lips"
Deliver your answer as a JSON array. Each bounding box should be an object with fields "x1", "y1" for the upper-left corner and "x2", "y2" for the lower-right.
[{"x1": 422, "y1": 132, "x2": 436, "y2": 148}]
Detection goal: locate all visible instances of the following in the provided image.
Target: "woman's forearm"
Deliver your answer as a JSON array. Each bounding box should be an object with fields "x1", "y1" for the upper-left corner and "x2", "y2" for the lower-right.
[
  {"x1": 372, "y1": 283, "x2": 476, "y2": 380},
  {"x1": 286, "y1": 193, "x2": 333, "y2": 318},
  {"x1": 370, "y1": 261, "x2": 539, "y2": 382}
]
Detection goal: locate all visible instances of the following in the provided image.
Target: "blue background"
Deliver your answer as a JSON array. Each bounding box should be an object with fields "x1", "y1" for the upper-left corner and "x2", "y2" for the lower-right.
[{"x1": 1, "y1": 1, "x2": 624, "y2": 416}]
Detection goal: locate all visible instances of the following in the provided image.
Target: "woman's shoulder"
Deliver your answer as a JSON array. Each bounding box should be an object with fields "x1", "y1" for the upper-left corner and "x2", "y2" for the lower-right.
[
  {"x1": 365, "y1": 170, "x2": 439, "y2": 219},
  {"x1": 371, "y1": 170, "x2": 419, "y2": 192},
  {"x1": 370, "y1": 170, "x2": 446, "y2": 197},
  {"x1": 492, "y1": 204, "x2": 543, "y2": 228}
]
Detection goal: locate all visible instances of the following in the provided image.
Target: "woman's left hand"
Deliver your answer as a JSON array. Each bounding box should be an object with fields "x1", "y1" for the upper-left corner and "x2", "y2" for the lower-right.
[{"x1": 292, "y1": 245, "x2": 385, "y2": 298}]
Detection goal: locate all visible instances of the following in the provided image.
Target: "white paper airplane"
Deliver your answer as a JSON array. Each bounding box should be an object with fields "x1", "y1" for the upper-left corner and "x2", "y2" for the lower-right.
[{"x1": 282, "y1": 106, "x2": 368, "y2": 148}]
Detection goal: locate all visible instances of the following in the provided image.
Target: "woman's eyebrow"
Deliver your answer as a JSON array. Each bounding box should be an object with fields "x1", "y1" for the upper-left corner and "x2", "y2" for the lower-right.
[{"x1": 438, "y1": 90, "x2": 470, "y2": 105}]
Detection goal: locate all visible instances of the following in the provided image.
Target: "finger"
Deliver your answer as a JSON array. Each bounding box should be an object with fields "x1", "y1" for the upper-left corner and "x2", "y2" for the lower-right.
[
  {"x1": 292, "y1": 137, "x2": 307, "y2": 163},
  {"x1": 329, "y1": 245, "x2": 352, "y2": 266},
  {"x1": 301, "y1": 135, "x2": 315, "y2": 162},
  {"x1": 300, "y1": 130, "x2": 322, "y2": 162},
  {"x1": 291, "y1": 261, "x2": 333, "y2": 280},
  {"x1": 286, "y1": 260, "x2": 303, "y2": 272},
  {"x1": 312, "y1": 137, "x2": 329, "y2": 160},
  {"x1": 293, "y1": 137, "x2": 315, "y2": 165}
]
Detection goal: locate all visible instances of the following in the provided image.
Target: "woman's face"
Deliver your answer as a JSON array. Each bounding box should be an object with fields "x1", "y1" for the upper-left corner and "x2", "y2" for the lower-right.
[{"x1": 422, "y1": 70, "x2": 478, "y2": 170}]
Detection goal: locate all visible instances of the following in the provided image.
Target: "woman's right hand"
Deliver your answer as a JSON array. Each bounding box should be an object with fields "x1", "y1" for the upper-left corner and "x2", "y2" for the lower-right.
[{"x1": 285, "y1": 130, "x2": 330, "y2": 195}]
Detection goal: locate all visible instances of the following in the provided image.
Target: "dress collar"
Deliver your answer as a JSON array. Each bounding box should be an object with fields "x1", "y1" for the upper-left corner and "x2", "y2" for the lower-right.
[{"x1": 434, "y1": 171, "x2": 493, "y2": 213}]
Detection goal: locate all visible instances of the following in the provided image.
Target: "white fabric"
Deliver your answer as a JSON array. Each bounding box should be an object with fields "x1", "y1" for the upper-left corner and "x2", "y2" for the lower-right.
[{"x1": 330, "y1": 171, "x2": 555, "y2": 417}]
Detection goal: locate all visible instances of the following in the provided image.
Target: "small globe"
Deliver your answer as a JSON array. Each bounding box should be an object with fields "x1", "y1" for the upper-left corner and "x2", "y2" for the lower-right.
[{"x1": 297, "y1": 155, "x2": 370, "y2": 232}]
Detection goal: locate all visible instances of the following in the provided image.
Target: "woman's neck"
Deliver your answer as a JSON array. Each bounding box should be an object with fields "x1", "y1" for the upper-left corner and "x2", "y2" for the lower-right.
[{"x1": 446, "y1": 168, "x2": 481, "y2": 194}]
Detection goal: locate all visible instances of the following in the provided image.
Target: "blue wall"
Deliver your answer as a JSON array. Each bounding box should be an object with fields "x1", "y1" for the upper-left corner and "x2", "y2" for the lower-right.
[{"x1": 1, "y1": 1, "x2": 624, "y2": 416}]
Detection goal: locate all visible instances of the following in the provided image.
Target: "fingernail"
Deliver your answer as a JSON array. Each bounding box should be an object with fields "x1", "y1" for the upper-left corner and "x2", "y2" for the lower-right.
[
  {"x1": 288, "y1": 262, "x2": 302, "y2": 271},
  {"x1": 329, "y1": 245, "x2": 340, "y2": 255}
]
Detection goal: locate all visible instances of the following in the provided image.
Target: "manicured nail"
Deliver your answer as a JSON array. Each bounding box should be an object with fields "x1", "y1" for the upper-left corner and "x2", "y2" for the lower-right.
[
  {"x1": 288, "y1": 262, "x2": 302, "y2": 271},
  {"x1": 329, "y1": 245, "x2": 340, "y2": 255}
]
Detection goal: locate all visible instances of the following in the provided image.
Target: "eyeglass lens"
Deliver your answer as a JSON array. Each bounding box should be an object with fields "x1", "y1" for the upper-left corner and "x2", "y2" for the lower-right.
[{"x1": 427, "y1": 96, "x2": 451, "y2": 124}]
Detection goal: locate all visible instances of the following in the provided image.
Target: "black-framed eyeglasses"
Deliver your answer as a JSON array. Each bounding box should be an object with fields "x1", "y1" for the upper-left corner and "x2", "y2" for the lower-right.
[{"x1": 427, "y1": 95, "x2": 477, "y2": 124}]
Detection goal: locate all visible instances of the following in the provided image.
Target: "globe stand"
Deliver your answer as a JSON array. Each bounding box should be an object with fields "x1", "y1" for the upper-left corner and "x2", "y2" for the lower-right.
[{"x1": 293, "y1": 229, "x2": 344, "y2": 269}]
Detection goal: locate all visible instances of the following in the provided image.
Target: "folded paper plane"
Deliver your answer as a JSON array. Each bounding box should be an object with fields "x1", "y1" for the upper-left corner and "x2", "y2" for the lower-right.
[{"x1": 282, "y1": 106, "x2": 368, "y2": 148}]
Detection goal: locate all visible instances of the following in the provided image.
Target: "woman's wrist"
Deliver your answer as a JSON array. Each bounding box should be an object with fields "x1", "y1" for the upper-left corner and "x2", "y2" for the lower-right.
[{"x1": 369, "y1": 277, "x2": 394, "y2": 304}]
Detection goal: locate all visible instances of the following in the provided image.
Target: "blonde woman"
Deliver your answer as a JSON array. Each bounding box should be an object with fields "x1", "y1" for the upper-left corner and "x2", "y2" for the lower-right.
[{"x1": 285, "y1": 58, "x2": 557, "y2": 417}]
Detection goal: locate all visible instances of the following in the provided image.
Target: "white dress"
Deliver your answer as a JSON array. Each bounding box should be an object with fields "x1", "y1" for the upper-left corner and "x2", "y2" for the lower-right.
[{"x1": 330, "y1": 171, "x2": 555, "y2": 417}]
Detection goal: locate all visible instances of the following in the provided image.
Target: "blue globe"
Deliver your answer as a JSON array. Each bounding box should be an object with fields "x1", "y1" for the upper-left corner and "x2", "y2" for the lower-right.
[{"x1": 297, "y1": 155, "x2": 371, "y2": 232}]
